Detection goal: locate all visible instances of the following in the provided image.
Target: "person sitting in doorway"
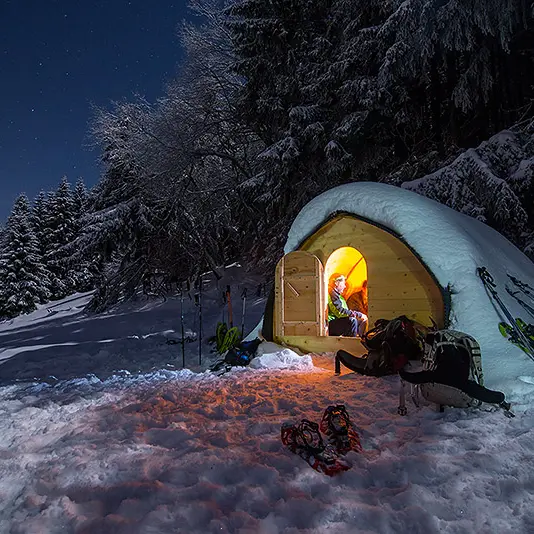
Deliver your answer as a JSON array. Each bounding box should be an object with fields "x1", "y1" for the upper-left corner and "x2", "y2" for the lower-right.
[{"x1": 328, "y1": 274, "x2": 368, "y2": 337}]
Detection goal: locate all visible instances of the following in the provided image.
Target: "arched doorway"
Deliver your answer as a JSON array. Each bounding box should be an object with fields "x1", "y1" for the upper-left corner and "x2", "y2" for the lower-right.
[{"x1": 325, "y1": 246, "x2": 368, "y2": 317}]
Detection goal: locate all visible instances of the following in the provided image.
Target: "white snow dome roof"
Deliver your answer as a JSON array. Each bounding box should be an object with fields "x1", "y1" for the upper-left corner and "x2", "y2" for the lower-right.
[{"x1": 285, "y1": 182, "x2": 534, "y2": 394}]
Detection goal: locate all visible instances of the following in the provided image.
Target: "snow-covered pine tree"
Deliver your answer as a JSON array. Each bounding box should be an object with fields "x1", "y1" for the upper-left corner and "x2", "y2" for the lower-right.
[
  {"x1": 402, "y1": 128, "x2": 534, "y2": 260},
  {"x1": 372, "y1": 0, "x2": 534, "y2": 154},
  {"x1": 0, "y1": 194, "x2": 50, "y2": 317},
  {"x1": 45, "y1": 177, "x2": 77, "y2": 300},
  {"x1": 69, "y1": 178, "x2": 96, "y2": 291},
  {"x1": 31, "y1": 191, "x2": 50, "y2": 258},
  {"x1": 225, "y1": 0, "x2": 534, "y2": 271},
  {"x1": 72, "y1": 178, "x2": 88, "y2": 221},
  {"x1": 226, "y1": 0, "x2": 342, "y2": 269},
  {"x1": 30, "y1": 190, "x2": 53, "y2": 293}
]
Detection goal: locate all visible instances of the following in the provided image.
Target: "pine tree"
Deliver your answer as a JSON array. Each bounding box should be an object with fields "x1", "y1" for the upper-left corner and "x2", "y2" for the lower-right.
[
  {"x1": 72, "y1": 178, "x2": 88, "y2": 222},
  {"x1": 31, "y1": 191, "x2": 50, "y2": 258},
  {"x1": 30, "y1": 190, "x2": 54, "y2": 293},
  {"x1": 402, "y1": 128, "x2": 534, "y2": 260},
  {"x1": 225, "y1": 0, "x2": 534, "y2": 269},
  {"x1": 0, "y1": 194, "x2": 50, "y2": 317},
  {"x1": 71, "y1": 178, "x2": 98, "y2": 292},
  {"x1": 226, "y1": 0, "x2": 339, "y2": 266},
  {"x1": 45, "y1": 177, "x2": 77, "y2": 299}
]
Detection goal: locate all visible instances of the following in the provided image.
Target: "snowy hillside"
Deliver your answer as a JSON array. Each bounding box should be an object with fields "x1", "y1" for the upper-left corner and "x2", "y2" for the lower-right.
[
  {"x1": 1, "y1": 264, "x2": 534, "y2": 533},
  {"x1": 0, "y1": 265, "x2": 266, "y2": 384}
]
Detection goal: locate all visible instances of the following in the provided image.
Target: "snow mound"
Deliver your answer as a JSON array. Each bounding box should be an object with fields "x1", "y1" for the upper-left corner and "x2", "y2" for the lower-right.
[{"x1": 249, "y1": 342, "x2": 314, "y2": 370}]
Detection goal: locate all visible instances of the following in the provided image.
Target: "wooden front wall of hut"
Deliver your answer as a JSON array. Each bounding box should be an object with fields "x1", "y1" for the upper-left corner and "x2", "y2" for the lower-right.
[{"x1": 273, "y1": 214, "x2": 445, "y2": 355}]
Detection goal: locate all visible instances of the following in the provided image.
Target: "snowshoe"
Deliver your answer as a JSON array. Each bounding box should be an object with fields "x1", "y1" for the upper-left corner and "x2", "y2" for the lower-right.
[
  {"x1": 280, "y1": 419, "x2": 351, "y2": 476},
  {"x1": 215, "y1": 322, "x2": 241, "y2": 354},
  {"x1": 319, "y1": 405, "x2": 363, "y2": 455}
]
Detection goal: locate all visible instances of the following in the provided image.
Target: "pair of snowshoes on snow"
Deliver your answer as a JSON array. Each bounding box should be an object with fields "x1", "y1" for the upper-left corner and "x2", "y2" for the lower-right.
[{"x1": 281, "y1": 405, "x2": 362, "y2": 476}]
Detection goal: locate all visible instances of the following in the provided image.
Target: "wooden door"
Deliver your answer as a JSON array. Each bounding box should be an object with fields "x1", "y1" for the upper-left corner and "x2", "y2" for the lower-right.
[{"x1": 274, "y1": 251, "x2": 326, "y2": 338}]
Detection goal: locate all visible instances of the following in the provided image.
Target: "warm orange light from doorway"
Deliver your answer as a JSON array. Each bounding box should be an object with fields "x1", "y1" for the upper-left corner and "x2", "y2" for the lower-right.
[{"x1": 325, "y1": 247, "x2": 367, "y2": 310}]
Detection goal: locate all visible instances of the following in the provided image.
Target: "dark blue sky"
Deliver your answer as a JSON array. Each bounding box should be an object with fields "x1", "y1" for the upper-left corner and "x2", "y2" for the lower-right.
[{"x1": 0, "y1": 0, "x2": 191, "y2": 221}]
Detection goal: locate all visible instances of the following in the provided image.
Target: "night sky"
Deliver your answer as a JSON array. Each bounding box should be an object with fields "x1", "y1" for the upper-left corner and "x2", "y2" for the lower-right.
[{"x1": 0, "y1": 0, "x2": 191, "y2": 222}]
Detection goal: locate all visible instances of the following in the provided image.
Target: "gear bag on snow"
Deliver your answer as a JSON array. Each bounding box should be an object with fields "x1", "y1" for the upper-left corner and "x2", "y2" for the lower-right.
[
  {"x1": 398, "y1": 329, "x2": 511, "y2": 415},
  {"x1": 209, "y1": 338, "x2": 261, "y2": 375}
]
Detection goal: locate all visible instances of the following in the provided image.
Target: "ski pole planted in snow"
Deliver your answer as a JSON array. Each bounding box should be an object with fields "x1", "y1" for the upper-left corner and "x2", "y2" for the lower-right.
[
  {"x1": 198, "y1": 275, "x2": 203, "y2": 366},
  {"x1": 241, "y1": 287, "x2": 247, "y2": 337},
  {"x1": 180, "y1": 283, "x2": 186, "y2": 368},
  {"x1": 226, "y1": 285, "x2": 233, "y2": 327}
]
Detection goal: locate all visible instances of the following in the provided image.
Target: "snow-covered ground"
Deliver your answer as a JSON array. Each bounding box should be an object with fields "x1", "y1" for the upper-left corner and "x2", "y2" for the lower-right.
[{"x1": 1, "y1": 265, "x2": 534, "y2": 533}]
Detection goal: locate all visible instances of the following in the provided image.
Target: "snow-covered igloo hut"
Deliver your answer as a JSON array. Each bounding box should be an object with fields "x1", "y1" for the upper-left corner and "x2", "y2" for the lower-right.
[{"x1": 261, "y1": 182, "x2": 534, "y2": 387}]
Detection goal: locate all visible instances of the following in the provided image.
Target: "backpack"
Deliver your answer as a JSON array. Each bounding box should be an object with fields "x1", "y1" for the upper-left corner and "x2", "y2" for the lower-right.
[
  {"x1": 224, "y1": 346, "x2": 253, "y2": 367},
  {"x1": 359, "y1": 316, "x2": 425, "y2": 376},
  {"x1": 422, "y1": 330, "x2": 484, "y2": 386},
  {"x1": 399, "y1": 330, "x2": 511, "y2": 415},
  {"x1": 209, "y1": 338, "x2": 261, "y2": 375}
]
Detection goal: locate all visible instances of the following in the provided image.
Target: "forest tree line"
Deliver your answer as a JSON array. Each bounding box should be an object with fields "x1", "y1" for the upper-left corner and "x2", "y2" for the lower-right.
[
  {"x1": 0, "y1": 178, "x2": 98, "y2": 317},
  {"x1": 2, "y1": 0, "x2": 534, "y2": 317}
]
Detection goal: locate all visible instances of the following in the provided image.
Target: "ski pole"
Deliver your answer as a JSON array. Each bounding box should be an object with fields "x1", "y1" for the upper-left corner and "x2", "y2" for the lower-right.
[
  {"x1": 506, "y1": 286, "x2": 534, "y2": 320},
  {"x1": 241, "y1": 287, "x2": 247, "y2": 337},
  {"x1": 508, "y1": 274, "x2": 534, "y2": 297},
  {"x1": 198, "y1": 275, "x2": 203, "y2": 366},
  {"x1": 226, "y1": 285, "x2": 233, "y2": 327},
  {"x1": 480, "y1": 268, "x2": 534, "y2": 352},
  {"x1": 180, "y1": 283, "x2": 185, "y2": 368},
  {"x1": 398, "y1": 379, "x2": 407, "y2": 416}
]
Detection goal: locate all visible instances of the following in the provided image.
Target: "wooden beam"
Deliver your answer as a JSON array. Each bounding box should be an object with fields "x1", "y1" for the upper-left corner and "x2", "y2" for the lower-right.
[{"x1": 277, "y1": 335, "x2": 367, "y2": 356}]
